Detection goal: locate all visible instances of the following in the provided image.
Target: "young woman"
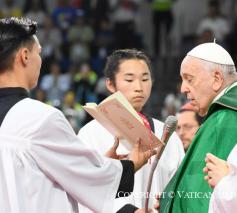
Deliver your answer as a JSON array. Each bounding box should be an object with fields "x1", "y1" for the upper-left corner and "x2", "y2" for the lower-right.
[{"x1": 78, "y1": 49, "x2": 185, "y2": 212}]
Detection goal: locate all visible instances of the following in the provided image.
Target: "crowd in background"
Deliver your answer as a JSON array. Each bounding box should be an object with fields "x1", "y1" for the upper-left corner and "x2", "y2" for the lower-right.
[{"x1": 1, "y1": 0, "x2": 237, "y2": 132}]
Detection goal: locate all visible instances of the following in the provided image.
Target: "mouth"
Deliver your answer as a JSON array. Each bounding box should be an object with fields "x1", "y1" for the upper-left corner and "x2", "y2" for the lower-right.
[
  {"x1": 187, "y1": 98, "x2": 196, "y2": 105},
  {"x1": 133, "y1": 96, "x2": 144, "y2": 101}
]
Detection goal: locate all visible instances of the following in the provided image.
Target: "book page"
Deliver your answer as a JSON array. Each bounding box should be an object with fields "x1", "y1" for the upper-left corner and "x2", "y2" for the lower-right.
[
  {"x1": 83, "y1": 105, "x2": 122, "y2": 138},
  {"x1": 101, "y1": 91, "x2": 143, "y2": 123},
  {"x1": 98, "y1": 98, "x2": 162, "y2": 151},
  {"x1": 84, "y1": 103, "x2": 98, "y2": 108}
]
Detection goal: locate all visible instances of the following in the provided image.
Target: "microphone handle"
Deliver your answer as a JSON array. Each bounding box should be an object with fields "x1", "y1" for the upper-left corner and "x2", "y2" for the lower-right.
[
  {"x1": 144, "y1": 143, "x2": 166, "y2": 213},
  {"x1": 144, "y1": 115, "x2": 177, "y2": 213}
]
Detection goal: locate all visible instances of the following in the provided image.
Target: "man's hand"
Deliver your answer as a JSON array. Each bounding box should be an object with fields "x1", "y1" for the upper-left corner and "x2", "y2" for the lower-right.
[
  {"x1": 129, "y1": 138, "x2": 157, "y2": 172},
  {"x1": 203, "y1": 153, "x2": 229, "y2": 188},
  {"x1": 105, "y1": 137, "x2": 128, "y2": 160},
  {"x1": 153, "y1": 194, "x2": 160, "y2": 211}
]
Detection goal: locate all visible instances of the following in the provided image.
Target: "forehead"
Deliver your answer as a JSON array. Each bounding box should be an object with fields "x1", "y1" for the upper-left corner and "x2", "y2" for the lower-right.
[
  {"x1": 180, "y1": 56, "x2": 204, "y2": 77},
  {"x1": 33, "y1": 35, "x2": 41, "y2": 50},
  {"x1": 118, "y1": 59, "x2": 150, "y2": 74},
  {"x1": 177, "y1": 111, "x2": 197, "y2": 123}
]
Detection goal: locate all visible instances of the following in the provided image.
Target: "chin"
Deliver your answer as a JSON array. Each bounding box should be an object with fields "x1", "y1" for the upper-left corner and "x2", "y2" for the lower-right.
[
  {"x1": 198, "y1": 109, "x2": 208, "y2": 117},
  {"x1": 134, "y1": 106, "x2": 142, "y2": 112},
  {"x1": 183, "y1": 142, "x2": 191, "y2": 151},
  {"x1": 133, "y1": 102, "x2": 145, "y2": 112}
]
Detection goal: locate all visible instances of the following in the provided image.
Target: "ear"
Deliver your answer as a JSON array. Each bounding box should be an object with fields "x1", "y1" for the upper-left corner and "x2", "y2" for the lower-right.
[
  {"x1": 212, "y1": 69, "x2": 224, "y2": 92},
  {"x1": 105, "y1": 78, "x2": 116, "y2": 93},
  {"x1": 19, "y1": 47, "x2": 30, "y2": 66}
]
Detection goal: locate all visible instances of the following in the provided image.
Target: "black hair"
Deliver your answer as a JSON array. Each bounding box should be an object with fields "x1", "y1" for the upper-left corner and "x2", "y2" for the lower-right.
[
  {"x1": 0, "y1": 17, "x2": 38, "y2": 72},
  {"x1": 104, "y1": 49, "x2": 153, "y2": 85},
  {"x1": 178, "y1": 109, "x2": 203, "y2": 125}
]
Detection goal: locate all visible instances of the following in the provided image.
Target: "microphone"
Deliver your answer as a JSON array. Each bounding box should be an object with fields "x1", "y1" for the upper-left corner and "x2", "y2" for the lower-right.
[
  {"x1": 145, "y1": 115, "x2": 177, "y2": 213},
  {"x1": 156, "y1": 115, "x2": 178, "y2": 159}
]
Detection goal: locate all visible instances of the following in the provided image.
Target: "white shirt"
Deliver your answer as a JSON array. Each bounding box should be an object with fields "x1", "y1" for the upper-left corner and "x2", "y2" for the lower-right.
[
  {"x1": 0, "y1": 98, "x2": 124, "y2": 213},
  {"x1": 78, "y1": 118, "x2": 185, "y2": 212},
  {"x1": 209, "y1": 145, "x2": 237, "y2": 213}
]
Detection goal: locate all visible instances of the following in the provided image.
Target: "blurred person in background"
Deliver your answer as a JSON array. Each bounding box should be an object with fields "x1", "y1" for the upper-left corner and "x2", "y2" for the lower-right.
[
  {"x1": 176, "y1": 102, "x2": 203, "y2": 152},
  {"x1": 197, "y1": 0, "x2": 230, "y2": 44},
  {"x1": 0, "y1": 0, "x2": 22, "y2": 18},
  {"x1": 23, "y1": 0, "x2": 48, "y2": 27},
  {"x1": 72, "y1": 62, "x2": 98, "y2": 105},
  {"x1": 151, "y1": 0, "x2": 173, "y2": 56},
  {"x1": 40, "y1": 61, "x2": 71, "y2": 107},
  {"x1": 62, "y1": 90, "x2": 86, "y2": 132}
]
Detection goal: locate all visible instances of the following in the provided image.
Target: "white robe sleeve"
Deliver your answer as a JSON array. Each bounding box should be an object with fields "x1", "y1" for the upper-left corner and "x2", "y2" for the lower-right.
[
  {"x1": 209, "y1": 145, "x2": 237, "y2": 213},
  {"x1": 29, "y1": 110, "x2": 123, "y2": 213}
]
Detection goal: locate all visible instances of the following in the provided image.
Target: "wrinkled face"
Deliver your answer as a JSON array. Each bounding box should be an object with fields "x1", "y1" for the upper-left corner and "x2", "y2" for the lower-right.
[
  {"x1": 180, "y1": 56, "x2": 216, "y2": 116},
  {"x1": 107, "y1": 59, "x2": 152, "y2": 112},
  {"x1": 176, "y1": 111, "x2": 199, "y2": 151},
  {"x1": 27, "y1": 36, "x2": 42, "y2": 89}
]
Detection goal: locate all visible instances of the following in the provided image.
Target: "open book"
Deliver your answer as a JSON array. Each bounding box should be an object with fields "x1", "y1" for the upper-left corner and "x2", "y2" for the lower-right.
[{"x1": 83, "y1": 91, "x2": 163, "y2": 151}]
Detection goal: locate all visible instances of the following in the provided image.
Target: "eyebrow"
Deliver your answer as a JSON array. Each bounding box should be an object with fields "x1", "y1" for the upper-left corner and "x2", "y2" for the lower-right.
[
  {"x1": 182, "y1": 73, "x2": 194, "y2": 78},
  {"x1": 123, "y1": 72, "x2": 150, "y2": 77},
  {"x1": 124, "y1": 73, "x2": 134, "y2": 77}
]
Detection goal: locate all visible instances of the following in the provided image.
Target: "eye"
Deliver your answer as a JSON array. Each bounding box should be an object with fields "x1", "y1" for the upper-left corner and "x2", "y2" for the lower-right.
[
  {"x1": 186, "y1": 77, "x2": 193, "y2": 84},
  {"x1": 142, "y1": 78, "x2": 149, "y2": 82},
  {"x1": 125, "y1": 79, "x2": 133, "y2": 82}
]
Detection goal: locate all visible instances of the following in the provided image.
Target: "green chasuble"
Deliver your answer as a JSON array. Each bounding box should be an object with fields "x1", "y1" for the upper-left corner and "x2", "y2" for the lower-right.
[{"x1": 159, "y1": 82, "x2": 237, "y2": 213}]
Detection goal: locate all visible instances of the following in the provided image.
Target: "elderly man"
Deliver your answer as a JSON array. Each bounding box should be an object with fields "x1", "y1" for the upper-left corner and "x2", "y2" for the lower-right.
[{"x1": 159, "y1": 42, "x2": 237, "y2": 212}]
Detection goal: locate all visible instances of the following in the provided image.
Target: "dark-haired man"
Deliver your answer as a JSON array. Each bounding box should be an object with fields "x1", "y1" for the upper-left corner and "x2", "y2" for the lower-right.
[
  {"x1": 0, "y1": 17, "x2": 155, "y2": 213},
  {"x1": 176, "y1": 103, "x2": 203, "y2": 152}
]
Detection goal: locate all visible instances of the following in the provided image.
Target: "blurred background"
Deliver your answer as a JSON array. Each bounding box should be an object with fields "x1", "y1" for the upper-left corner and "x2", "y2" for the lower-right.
[{"x1": 1, "y1": 0, "x2": 236, "y2": 132}]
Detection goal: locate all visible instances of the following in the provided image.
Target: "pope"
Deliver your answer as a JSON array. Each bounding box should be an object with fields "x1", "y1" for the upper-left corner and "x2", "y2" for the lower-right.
[{"x1": 159, "y1": 42, "x2": 237, "y2": 213}]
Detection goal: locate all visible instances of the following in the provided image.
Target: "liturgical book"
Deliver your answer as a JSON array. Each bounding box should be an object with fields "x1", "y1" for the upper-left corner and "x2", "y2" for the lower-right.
[{"x1": 83, "y1": 91, "x2": 163, "y2": 151}]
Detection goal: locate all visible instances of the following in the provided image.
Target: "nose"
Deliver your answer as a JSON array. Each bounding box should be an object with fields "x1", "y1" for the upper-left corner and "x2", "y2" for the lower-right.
[
  {"x1": 176, "y1": 127, "x2": 185, "y2": 138},
  {"x1": 180, "y1": 81, "x2": 189, "y2": 94},
  {"x1": 134, "y1": 80, "x2": 143, "y2": 92}
]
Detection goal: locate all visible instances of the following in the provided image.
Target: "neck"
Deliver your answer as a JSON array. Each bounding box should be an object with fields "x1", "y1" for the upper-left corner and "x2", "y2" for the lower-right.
[
  {"x1": 222, "y1": 76, "x2": 237, "y2": 90},
  {"x1": 0, "y1": 70, "x2": 28, "y2": 89}
]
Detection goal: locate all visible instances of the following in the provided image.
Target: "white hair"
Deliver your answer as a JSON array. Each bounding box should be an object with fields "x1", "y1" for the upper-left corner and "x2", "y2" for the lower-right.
[{"x1": 202, "y1": 60, "x2": 237, "y2": 77}]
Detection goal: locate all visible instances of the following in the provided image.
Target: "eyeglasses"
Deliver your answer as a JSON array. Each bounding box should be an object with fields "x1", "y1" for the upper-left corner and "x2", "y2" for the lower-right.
[{"x1": 176, "y1": 124, "x2": 199, "y2": 132}]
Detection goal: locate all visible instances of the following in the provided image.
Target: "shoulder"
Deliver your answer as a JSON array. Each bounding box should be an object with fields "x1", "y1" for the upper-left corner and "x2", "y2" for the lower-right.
[
  {"x1": 78, "y1": 119, "x2": 112, "y2": 139},
  {"x1": 1, "y1": 98, "x2": 71, "y2": 137},
  {"x1": 78, "y1": 119, "x2": 114, "y2": 152},
  {"x1": 79, "y1": 119, "x2": 103, "y2": 133},
  {"x1": 4, "y1": 98, "x2": 61, "y2": 123},
  {"x1": 19, "y1": 98, "x2": 59, "y2": 114},
  {"x1": 207, "y1": 108, "x2": 237, "y2": 127}
]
